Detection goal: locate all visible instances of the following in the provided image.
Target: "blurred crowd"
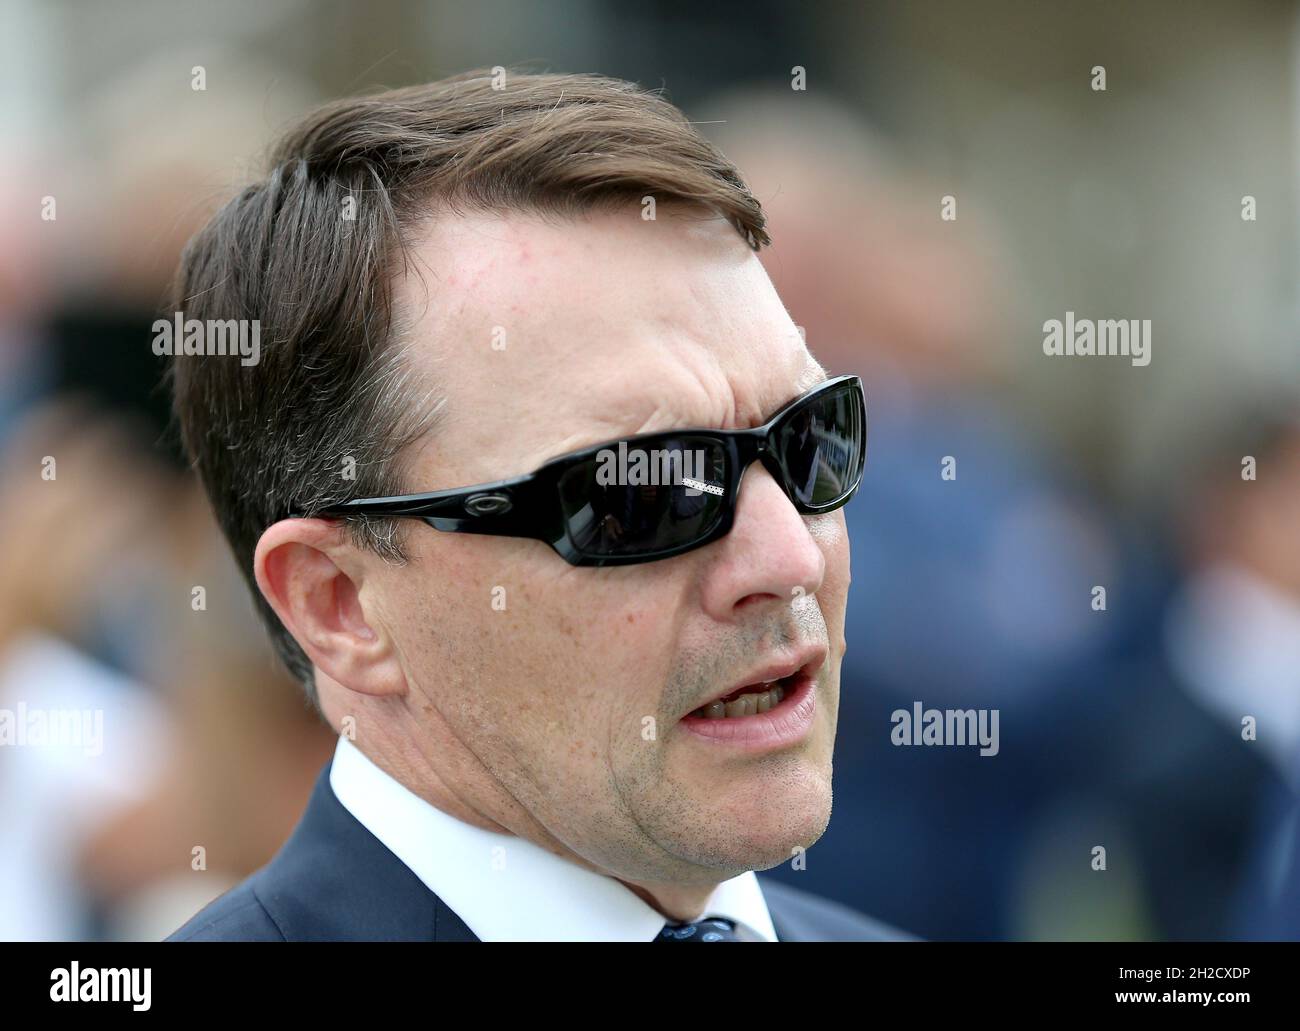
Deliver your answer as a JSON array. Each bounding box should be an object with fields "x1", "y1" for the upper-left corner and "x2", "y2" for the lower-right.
[
  {"x1": 2, "y1": 3, "x2": 1297, "y2": 942},
  {"x1": 0, "y1": 57, "x2": 336, "y2": 939},
  {"x1": 711, "y1": 90, "x2": 1300, "y2": 940}
]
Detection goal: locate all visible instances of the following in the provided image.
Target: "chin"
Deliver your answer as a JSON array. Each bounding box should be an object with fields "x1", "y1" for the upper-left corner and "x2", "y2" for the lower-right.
[{"x1": 704, "y1": 767, "x2": 834, "y2": 871}]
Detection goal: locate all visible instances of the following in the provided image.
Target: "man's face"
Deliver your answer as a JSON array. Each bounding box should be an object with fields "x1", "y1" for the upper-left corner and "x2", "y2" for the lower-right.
[{"x1": 368, "y1": 203, "x2": 851, "y2": 885}]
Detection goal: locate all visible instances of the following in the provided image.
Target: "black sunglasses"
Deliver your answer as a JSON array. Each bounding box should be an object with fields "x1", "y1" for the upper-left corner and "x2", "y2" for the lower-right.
[{"x1": 315, "y1": 375, "x2": 866, "y2": 567}]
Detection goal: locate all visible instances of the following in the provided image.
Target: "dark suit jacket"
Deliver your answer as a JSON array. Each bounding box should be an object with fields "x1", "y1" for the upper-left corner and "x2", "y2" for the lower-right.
[{"x1": 168, "y1": 762, "x2": 913, "y2": 942}]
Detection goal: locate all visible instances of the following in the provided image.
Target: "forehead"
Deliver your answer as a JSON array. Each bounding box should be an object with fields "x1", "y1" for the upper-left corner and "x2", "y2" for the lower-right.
[{"x1": 397, "y1": 204, "x2": 826, "y2": 482}]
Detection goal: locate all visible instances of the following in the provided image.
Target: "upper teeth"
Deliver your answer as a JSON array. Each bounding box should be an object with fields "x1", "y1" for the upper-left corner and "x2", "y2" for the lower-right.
[{"x1": 690, "y1": 681, "x2": 786, "y2": 720}]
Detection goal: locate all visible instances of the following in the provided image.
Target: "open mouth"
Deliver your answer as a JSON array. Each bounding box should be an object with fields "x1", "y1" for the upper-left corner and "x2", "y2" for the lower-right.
[
  {"x1": 677, "y1": 653, "x2": 824, "y2": 750},
  {"x1": 686, "y1": 675, "x2": 795, "y2": 719}
]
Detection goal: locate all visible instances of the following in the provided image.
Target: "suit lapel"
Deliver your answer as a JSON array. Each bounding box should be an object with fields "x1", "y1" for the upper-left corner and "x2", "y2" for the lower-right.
[{"x1": 252, "y1": 763, "x2": 480, "y2": 941}]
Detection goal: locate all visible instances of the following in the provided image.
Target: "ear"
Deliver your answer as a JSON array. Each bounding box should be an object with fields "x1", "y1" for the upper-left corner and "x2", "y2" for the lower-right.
[{"x1": 254, "y1": 518, "x2": 405, "y2": 698}]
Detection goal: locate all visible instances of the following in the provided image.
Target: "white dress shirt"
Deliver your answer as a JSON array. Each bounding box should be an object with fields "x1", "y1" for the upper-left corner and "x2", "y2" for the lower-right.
[{"x1": 328, "y1": 734, "x2": 779, "y2": 941}]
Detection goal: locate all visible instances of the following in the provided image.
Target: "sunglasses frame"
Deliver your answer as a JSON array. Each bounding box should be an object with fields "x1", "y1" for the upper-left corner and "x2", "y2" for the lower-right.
[{"x1": 314, "y1": 374, "x2": 866, "y2": 567}]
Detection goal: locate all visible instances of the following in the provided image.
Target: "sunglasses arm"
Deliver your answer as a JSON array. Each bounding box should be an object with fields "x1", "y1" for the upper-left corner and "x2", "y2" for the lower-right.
[{"x1": 309, "y1": 472, "x2": 559, "y2": 542}]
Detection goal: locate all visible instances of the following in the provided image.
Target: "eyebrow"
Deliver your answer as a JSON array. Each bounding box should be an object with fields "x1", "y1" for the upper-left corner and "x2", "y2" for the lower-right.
[
  {"x1": 781, "y1": 362, "x2": 832, "y2": 412},
  {"x1": 718, "y1": 362, "x2": 829, "y2": 433}
]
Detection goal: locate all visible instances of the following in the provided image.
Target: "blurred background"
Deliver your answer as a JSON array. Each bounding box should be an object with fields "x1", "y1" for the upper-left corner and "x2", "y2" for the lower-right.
[{"x1": 1, "y1": 0, "x2": 1297, "y2": 940}]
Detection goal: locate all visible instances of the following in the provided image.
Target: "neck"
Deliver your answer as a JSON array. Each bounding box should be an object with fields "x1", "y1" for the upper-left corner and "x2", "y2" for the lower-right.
[{"x1": 325, "y1": 696, "x2": 724, "y2": 923}]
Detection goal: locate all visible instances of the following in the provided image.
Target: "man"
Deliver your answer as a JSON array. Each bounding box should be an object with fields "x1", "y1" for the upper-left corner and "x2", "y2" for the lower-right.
[{"x1": 165, "y1": 68, "x2": 909, "y2": 942}]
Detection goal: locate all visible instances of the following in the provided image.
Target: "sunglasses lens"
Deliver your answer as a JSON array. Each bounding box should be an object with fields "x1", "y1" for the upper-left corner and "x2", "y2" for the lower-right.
[
  {"x1": 557, "y1": 435, "x2": 729, "y2": 559},
  {"x1": 775, "y1": 382, "x2": 865, "y2": 508}
]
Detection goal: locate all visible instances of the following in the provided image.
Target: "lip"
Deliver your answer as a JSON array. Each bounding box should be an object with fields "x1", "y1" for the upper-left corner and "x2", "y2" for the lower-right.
[
  {"x1": 689, "y1": 647, "x2": 827, "y2": 714},
  {"x1": 678, "y1": 648, "x2": 826, "y2": 753}
]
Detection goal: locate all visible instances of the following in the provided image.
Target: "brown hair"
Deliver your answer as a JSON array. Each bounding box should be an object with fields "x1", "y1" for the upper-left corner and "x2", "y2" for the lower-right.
[{"x1": 169, "y1": 68, "x2": 770, "y2": 710}]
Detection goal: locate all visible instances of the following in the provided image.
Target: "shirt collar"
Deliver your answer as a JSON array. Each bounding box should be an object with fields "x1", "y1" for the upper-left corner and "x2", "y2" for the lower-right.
[{"x1": 328, "y1": 735, "x2": 778, "y2": 942}]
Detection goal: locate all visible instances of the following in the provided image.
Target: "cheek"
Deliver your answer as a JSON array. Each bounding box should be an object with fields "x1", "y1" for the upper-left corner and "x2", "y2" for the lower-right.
[
  {"x1": 809, "y1": 513, "x2": 851, "y2": 651},
  {"x1": 812, "y1": 511, "x2": 851, "y2": 592},
  {"x1": 383, "y1": 537, "x2": 680, "y2": 748}
]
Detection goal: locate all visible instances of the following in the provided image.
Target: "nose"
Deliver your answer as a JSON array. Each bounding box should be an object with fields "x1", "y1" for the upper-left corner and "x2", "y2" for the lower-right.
[{"x1": 697, "y1": 461, "x2": 826, "y2": 621}]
